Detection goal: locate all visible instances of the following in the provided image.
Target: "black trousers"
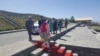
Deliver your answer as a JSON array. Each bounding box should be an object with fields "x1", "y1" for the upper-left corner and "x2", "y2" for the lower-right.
[{"x1": 27, "y1": 29, "x2": 32, "y2": 40}]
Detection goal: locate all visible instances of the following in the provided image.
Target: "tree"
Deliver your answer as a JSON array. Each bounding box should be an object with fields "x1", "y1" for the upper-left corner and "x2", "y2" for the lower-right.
[{"x1": 70, "y1": 16, "x2": 75, "y2": 23}]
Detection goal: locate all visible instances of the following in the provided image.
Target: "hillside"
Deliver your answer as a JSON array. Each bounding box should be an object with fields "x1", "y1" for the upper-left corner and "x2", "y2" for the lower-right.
[
  {"x1": 0, "y1": 10, "x2": 49, "y2": 31},
  {"x1": 0, "y1": 16, "x2": 16, "y2": 31}
]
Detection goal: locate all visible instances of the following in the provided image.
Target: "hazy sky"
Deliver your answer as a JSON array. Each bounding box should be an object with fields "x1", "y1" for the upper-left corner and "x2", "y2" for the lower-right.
[{"x1": 0, "y1": 0, "x2": 100, "y2": 22}]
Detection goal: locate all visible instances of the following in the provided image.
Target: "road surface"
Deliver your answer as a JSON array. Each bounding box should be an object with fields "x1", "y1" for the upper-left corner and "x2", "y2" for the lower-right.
[{"x1": 0, "y1": 31, "x2": 40, "y2": 46}]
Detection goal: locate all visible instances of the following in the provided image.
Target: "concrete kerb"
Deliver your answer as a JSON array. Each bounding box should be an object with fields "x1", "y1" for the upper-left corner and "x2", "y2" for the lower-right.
[{"x1": 0, "y1": 29, "x2": 26, "y2": 34}]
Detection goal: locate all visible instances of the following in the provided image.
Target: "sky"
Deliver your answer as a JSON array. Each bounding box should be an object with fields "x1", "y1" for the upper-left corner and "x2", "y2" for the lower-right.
[{"x1": 0, "y1": 0, "x2": 100, "y2": 22}]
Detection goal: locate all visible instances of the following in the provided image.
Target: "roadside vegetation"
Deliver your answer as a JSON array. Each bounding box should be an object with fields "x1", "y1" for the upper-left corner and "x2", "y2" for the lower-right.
[
  {"x1": 0, "y1": 10, "x2": 47, "y2": 31},
  {"x1": 0, "y1": 16, "x2": 16, "y2": 31},
  {"x1": 0, "y1": 10, "x2": 76, "y2": 31},
  {"x1": 92, "y1": 26, "x2": 100, "y2": 32}
]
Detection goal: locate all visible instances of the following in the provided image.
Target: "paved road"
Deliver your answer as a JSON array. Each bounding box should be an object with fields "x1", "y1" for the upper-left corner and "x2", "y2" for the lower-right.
[
  {"x1": 56, "y1": 26, "x2": 100, "y2": 48},
  {"x1": 0, "y1": 23, "x2": 77, "y2": 56},
  {"x1": 0, "y1": 23, "x2": 76, "y2": 47},
  {"x1": 0, "y1": 31, "x2": 41, "y2": 46}
]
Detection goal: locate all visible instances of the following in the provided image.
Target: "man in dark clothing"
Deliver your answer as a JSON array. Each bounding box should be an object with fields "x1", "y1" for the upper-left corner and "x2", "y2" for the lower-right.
[
  {"x1": 53, "y1": 18, "x2": 57, "y2": 34},
  {"x1": 25, "y1": 17, "x2": 34, "y2": 41},
  {"x1": 65, "y1": 19, "x2": 68, "y2": 29},
  {"x1": 38, "y1": 16, "x2": 44, "y2": 28},
  {"x1": 58, "y1": 20, "x2": 62, "y2": 32}
]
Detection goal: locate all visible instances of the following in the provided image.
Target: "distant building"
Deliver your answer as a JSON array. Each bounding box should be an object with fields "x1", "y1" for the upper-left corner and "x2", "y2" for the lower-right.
[{"x1": 75, "y1": 17, "x2": 93, "y2": 24}]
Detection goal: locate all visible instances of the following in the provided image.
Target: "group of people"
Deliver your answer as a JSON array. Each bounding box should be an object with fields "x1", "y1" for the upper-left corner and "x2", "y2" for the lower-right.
[
  {"x1": 38, "y1": 16, "x2": 65, "y2": 34},
  {"x1": 25, "y1": 16, "x2": 68, "y2": 48}
]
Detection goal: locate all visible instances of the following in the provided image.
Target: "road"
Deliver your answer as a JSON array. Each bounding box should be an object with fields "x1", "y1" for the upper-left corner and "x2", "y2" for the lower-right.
[
  {"x1": 0, "y1": 23, "x2": 76, "y2": 47},
  {"x1": 56, "y1": 26, "x2": 100, "y2": 48},
  {"x1": 0, "y1": 31, "x2": 40, "y2": 46}
]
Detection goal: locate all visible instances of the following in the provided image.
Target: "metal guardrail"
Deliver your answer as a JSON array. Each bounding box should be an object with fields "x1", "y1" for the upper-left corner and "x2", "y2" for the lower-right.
[{"x1": 3, "y1": 17, "x2": 20, "y2": 26}]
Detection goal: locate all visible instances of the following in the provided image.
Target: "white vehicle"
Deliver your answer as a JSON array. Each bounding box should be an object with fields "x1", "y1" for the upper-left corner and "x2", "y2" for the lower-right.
[{"x1": 32, "y1": 21, "x2": 39, "y2": 34}]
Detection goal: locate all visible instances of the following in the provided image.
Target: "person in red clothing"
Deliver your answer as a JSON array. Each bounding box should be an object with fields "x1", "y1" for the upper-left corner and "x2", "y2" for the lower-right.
[{"x1": 39, "y1": 19, "x2": 50, "y2": 48}]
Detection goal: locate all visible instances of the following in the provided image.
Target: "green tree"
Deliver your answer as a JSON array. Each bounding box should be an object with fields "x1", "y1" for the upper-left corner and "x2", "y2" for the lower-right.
[{"x1": 70, "y1": 16, "x2": 75, "y2": 23}]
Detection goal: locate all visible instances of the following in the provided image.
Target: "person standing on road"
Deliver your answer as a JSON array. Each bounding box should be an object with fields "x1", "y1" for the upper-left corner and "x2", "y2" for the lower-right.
[
  {"x1": 39, "y1": 19, "x2": 50, "y2": 48},
  {"x1": 65, "y1": 19, "x2": 68, "y2": 29},
  {"x1": 38, "y1": 16, "x2": 44, "y2": 28},
  {"x1": 53, "y1": 18, "x2": 58, "y2": 34},
  {"x1": 48, "y1": 19, "x2": 53, "y2": 33},
  {"x1": 58, "y1": 19, "x2": 62, "y2": 32},
  {"x1": 25, "y1": 16, "x2": 34, "y2": 41}
]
